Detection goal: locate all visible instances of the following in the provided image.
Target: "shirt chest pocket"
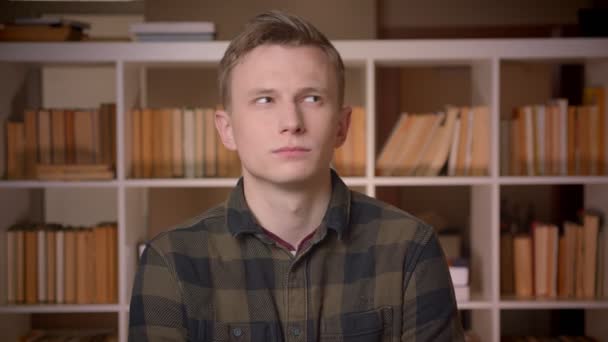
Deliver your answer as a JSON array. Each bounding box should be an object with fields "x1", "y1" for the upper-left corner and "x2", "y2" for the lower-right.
[
  {"x1": 320, "y1": 306, "x2": 394, "y2": 342},
  {"x1": 203, "y1": 321, "x2": 282, "y2": 342}
]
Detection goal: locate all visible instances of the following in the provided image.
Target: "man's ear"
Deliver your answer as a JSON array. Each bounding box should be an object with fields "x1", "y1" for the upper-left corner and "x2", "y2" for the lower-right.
[
  {"x1": 214, "y1": 109, "x2": 237, "y2": 151},
  {"x1": 334, "y1": 105, "x2": 352, "y2": 148}
]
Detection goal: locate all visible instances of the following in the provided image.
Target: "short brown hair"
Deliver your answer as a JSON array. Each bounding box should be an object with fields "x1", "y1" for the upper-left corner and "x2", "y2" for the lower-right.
[{"x1": 218, "y1": 10, "x2": 345, "y2": 108}]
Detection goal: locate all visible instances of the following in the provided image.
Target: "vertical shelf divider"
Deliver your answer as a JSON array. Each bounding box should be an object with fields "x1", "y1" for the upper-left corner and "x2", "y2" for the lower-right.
[{"x1": 365, "y1": 58, "x2": 376, "y2": 198}]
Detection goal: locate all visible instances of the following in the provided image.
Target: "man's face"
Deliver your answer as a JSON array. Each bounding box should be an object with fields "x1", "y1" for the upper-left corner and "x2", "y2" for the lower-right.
[{"x1": 216, "y1": 44, "x2": 350, "y2": 186}]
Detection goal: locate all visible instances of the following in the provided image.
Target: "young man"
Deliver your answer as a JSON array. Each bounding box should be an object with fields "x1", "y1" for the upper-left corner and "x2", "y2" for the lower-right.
[{"x1": 129, "y1": 10, "x2": 464, "y2": 341}]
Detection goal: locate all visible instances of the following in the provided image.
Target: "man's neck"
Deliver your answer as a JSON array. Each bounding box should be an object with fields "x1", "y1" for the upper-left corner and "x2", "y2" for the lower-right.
[{"x1": 242, "y1": 171, "x2": 332, "y2": 249}]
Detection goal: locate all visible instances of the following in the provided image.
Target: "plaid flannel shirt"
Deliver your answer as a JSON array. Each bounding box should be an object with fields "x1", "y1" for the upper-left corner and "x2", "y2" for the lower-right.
[{"x1": 129, "y1": 170, "x2": 465, "y2": 341}]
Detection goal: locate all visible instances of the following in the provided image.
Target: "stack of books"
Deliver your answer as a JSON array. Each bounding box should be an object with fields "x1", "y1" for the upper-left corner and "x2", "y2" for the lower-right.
[
  {"x1": 4, "y1": 103, "x2": 116, "y2": 181},
  {"x1": 438, "y1": 231, "x2": 470, "y2": 301},
  {"x1": 500, "y1": 211, "x2": 607, "y2": 299},
  {"x1": 449, "y1": 257, "x2": 470, "y2": 302},
  {"x1": 501, "y1": 86, "x2": 607, "y2": 176},
  {"x1": 130, "y1": 22, "x2": 215, "y2": 42},
  {"x1": 0, "y1": 17, "x2": 90, "y2": 42},
  {"x1": 5, "y1": 222, "x2": 118, "y2": 304},
  {"x1": 376, "y1": 106, "x2": 489, "y2": 177},
  {"x1": 130, "y1": 107, "x2": 240, "y2": 178}
]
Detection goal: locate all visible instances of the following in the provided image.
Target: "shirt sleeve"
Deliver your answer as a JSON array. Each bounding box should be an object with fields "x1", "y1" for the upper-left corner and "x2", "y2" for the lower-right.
[
  {"x1": 401, "y1": 228, "x2": 466, "y2": 341},
  {"x1": 129, "y1": 243, "x2": 188, "y2": 341}
]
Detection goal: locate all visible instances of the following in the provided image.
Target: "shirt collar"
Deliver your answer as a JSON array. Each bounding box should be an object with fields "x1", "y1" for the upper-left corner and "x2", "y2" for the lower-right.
[{"x1": 225, "y1": 169, "x2": 351, "y2": 240}]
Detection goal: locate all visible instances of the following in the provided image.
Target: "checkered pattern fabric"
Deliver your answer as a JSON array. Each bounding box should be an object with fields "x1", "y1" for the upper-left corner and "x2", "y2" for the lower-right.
[{"x1": 129, "y1": 170, "x2": 465, "y2": 341}]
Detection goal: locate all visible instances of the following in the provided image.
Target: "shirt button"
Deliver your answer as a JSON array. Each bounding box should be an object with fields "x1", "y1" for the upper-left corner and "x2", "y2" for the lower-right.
[
  {"x1": 232, "y1": 327, "x2": 243, "y2": 337},
  {"x1": 291, "y1": 327, "x2": 301, "y2": 336}
]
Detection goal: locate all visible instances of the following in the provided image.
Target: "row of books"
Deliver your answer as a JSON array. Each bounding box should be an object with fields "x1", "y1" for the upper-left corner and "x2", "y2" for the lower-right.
[
  {"x1": 501, "y1": 87, "x2": 607, "y2": 176},
  {"x1": 377, "y1": 106, "x2": 490, "y2": 177},
  {"x1": 0, "y1": 17, "x2": 90, "y2": 42},
  {"x1": 5, "y1": 104, "x2": 116, "y2": 180},
  {"x1": 130, "y1": 107, "x2": 241, "y2": 178},
  {"x1": 130, "y1": 21, "x2": 215, "y2": 42},
  {"x1": 502, "y1": 336, "x2": 600, "y2": 342},
  {"x1": 20, "y1": 330, "x2": 117, "y2": 342},
  {"x1": 131, "y1": 105, "x2": 369, "y2": 179},
  {"x1": 5, "y1": 222, "x2": 118, "y2": 304},
  {"x1": 500, "y1": 212, "x2": 607, "y2": 299}
]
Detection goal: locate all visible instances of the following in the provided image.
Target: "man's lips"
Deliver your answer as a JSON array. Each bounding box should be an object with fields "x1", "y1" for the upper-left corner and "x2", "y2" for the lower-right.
[
  {"x1": 273, "y1": 146, "x2": 311, "y2": 153},
  {"x1": 272, "y1": 146, "x2": 311, "y2": 157}
]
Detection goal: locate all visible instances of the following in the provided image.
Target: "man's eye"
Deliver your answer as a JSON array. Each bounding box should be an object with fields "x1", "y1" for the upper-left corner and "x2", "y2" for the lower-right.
[
  {"x1": 255, "y1": 97, "x2": 272, "y2": 104},
  {"x1": 303, "y1": 95, "x2": 321, "y2": 103}
]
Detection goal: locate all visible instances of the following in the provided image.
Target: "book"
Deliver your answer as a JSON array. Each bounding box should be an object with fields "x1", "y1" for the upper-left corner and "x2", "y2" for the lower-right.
[
  {"x1": 204, "y1": 108, "x2": 217, "y2": 177},
  {"x1": 447, "y1": 112, "x2": 462, "y2": 176},
  {"x1": 415, "y1": 107, "x2": 458, "y2": 176},
  {"x1": 55, "y1": 226, "x2": 64, "y2": 303},
  {"x1": 501, "y1": 232, "x2": 515, "y2": 295},
  {"x1": 13, "y1": 17, "x2": 90, "y2": 30},
  {"x1": 470, "y1": 106, "x2": 490, "y2": 176},
  {"x1": 376, "y1": 113, "x2": 409, "y2": 175},
  {"x1": 513, "y1": 234, "x2": 534, "y2": 298},
  {"x1": 16, "y1": 226, "x2": 25, "y2": 303},
  {"x1": 194, "y1": 108, "x2": 205, "y2": 178},
  {"x1": 401, "y1": 112, "x2": 442, "y2": 176},
  {"x1": 390, "y1": 114, "x2": 428, "y2": 176},
  {"x1": 131, "y1": 109, "x2": 142, "y2": 178},
  {"x1": 448, "y1": 258, "x2": 469, "y2": 287},
  {"x1": 130, "y1": 22, "x2": 215, "y2": 42},
  {"x1": 24, "y1": 223, "x2": 38, "y2": 304},
  {"x1": 51, "y1": 109, "x2": 66, "y2": 165},
  {"x1": 130, "y1": 22, "x2": 215, "y2": 34},
  {"x1": 74, "y1": 110, "x2": 94, "y2": 165},
  {"x1": 583, "y1": 213, "x2": 600, "y2": 298},
  {"x1": 6, "y1": 225, "x2": 16, "y2": 303},
  {"x1": 455, "y1": 107, "x2": 471, "y2": 176},
  {"x1": 6, "y1": 121, "x2": 25, "y2": 179},
  {"x1": 65, "y1": 109, "x2": 76, "y2": 164},
  {"x1": 182, "y1": 108, "x2": 195, "y2": 178},
  {"x1": 454, "y1": 285, "x2": 470, "y2": 302},
  {"x1": 38, "y1": 109, "x2": 52, "y2": 165},
  {"x1": 37, "y1": 227, "x2": 46, "y2": 303},
  {"x1": 172, "y1": 108, "x2": 184, "y2": 178},
  {"x1": 0, "y1": 24, "x2": 87, "y2": 42},
  {"x1": 64, "y1": 226, "x2": 76, "y2": 304},
  {"x1": 75, "y1": 227, "x2": 88, "y2": 304},
  {"x1": 24, "y1": 109, "x2": 38, "y2": 178},
  {"x1": 94, "y1": 223, "x2": 108, "y2": 304},
  {"x1": 35, "y1": 163, "x2": 114, "y2": 181},
  {"x1": 141, "y1": 108, "x2": 154, "y2": 178}
]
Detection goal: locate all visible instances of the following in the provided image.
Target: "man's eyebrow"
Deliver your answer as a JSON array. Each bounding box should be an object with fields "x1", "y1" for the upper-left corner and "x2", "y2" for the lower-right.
[
  {"x1": 296, "y1": 87, "x2": 329, "y2": 95},
  {"x1": 247, "y1": 88, "x2": 277, "y2": 96}
]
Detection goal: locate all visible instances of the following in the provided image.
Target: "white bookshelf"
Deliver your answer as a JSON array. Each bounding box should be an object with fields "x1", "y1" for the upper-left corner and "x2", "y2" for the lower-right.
[{"x1": 0, "y1": 39, "x2": 607, "y2": 342}]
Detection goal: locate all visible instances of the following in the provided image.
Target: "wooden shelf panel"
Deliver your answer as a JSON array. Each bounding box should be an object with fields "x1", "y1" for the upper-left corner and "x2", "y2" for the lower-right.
[
  {"x1": 0, "y1": 304, "x2": 122, "y2": 314},
  {"x1": 0, "y1": 180, "x2": 119, "y2": 189},
  {"x1": 499, "y1": 299, "x2": 608, "y2": 310}
]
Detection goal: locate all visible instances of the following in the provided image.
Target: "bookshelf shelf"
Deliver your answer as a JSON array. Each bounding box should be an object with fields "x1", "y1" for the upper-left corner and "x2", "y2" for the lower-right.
[
  {"x1": 123, "y1": 178, "x2": 238, "y2": 188},
  {"x1": 499, "y1": 299, "x2": 608, "y2": 310},
  {"x1": 1, "y1": 38, "x2": 608, "y2": 342},
  {"x1": 373, "y1": 176, "x2": 494, "y2": 186},
  {"x1": 0, "y1": 304, "x2": 122, "y2": 314},
  {"x1": 0, "y1": 180, "x2": 119, "y2": 189},
  {"x1": 499, "y1": 176, "x2": 608, "y2": 185},
  {"x1": 458, "y1": 300, "x2": 494, "y2": 310}
]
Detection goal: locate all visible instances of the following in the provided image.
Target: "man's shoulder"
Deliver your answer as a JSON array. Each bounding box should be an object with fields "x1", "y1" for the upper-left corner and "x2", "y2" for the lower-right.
[
  {"x1": 349, "y1": 190, "x2": 435, "y2": 246},
  {"x1": 145, "y1": 202, "x2": 228, "y2": 255}
]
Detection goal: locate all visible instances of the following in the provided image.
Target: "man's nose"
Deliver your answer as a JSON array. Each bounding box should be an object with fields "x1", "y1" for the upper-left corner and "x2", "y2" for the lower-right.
[{"x1": 278, "y1": 102, "x2": 305, "y2": 134}]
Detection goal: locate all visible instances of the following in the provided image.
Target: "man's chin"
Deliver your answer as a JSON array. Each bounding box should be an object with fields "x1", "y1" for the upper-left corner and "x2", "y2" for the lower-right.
[{"x1": 244, "y1": 167, "x2": 324, "y2": 188}]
